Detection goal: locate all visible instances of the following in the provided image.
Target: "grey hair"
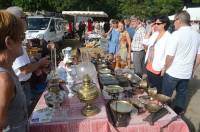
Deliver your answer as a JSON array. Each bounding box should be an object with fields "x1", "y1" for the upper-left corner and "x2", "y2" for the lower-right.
[
  {"x1": 175, "y1": 11, "x2": 190, "y2": 25},
  {"x1": 6, "y1": 6, "x2": 25, "y2": 18}
]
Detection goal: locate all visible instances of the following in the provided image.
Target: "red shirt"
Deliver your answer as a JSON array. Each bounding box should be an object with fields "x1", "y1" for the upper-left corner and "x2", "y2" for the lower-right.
[
  {"x1": 68, "y1": 21, "x2": 73, "y2": 33},
  {"x1": 88, "y1": 19, "x2": 92, "y2": 32}
]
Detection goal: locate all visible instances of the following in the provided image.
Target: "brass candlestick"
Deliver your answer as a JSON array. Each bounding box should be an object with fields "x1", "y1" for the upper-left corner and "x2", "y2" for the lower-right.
[{"x1": 77, "y1": 74, "x2": 100, "y2": 116}]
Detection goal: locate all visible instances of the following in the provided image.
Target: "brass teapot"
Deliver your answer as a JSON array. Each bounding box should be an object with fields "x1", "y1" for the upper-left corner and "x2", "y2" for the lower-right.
[{"x1": 77, "y1": 74, "x2": 100, "y2": 116}]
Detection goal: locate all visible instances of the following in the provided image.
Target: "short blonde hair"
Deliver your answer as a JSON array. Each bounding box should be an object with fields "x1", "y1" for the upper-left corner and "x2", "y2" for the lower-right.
[{"x1": 0, "y1": 10, "x2": 24, "y2": 50}]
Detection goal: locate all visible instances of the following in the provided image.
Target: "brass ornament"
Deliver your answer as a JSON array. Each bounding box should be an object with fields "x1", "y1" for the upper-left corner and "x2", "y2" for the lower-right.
[
  {"x1": 145, "y1": 103, "x2": 162, "y2": 113},
  {"x1": 156, "y1": 94, "x2": 171, "y2": 104},
  {"x1": 77, "y1": 74, "x2": 100, "y2": 116}
]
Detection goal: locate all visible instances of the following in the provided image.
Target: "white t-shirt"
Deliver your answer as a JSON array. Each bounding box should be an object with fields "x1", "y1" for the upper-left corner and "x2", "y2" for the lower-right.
[
  {"x1": 145, "y1": 31, "x2": 171, "y2": 71},
  {"x1": 166, "y1": 26, "x2": 200, "y2": 79},
  {"x1": 191, "y1": 23, "x2": 199, "y2": 33},
  {"x1": 12, "y1": 46, "x2": 32, "y2": 81}
]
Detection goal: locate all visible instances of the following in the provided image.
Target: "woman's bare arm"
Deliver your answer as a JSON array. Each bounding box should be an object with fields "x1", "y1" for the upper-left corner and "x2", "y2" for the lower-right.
[
  {"x1": 126, "y1": 32, "x2": 132, "y2": 66},
  {"x1": 0, "y1": 72, "x2": 15, "y2": 129}
]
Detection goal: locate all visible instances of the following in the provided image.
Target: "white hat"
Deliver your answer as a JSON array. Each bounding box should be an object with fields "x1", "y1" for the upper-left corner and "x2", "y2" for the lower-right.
[{"x1": 6, "y1": 6, "x2": 25, "y2": 17}]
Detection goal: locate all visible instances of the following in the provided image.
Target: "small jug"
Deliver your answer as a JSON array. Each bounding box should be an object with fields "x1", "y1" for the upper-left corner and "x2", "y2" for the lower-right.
[{"x1": 62, "y1": 47, "x2": 72, "y2": 58}]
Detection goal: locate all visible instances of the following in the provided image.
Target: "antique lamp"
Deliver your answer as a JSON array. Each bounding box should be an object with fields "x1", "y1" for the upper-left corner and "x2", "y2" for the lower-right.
[{"x1": 77, "y1": 74, "x2": 100, "y2": 116}]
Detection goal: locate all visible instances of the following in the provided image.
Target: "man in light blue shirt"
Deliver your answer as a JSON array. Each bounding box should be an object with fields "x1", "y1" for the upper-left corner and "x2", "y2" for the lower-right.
[{"x1": 124, "y1": 17, "x2": 135, "y2": 40}]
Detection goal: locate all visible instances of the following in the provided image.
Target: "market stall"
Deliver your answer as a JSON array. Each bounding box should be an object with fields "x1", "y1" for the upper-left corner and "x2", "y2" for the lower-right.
[
  {"x1": 30, "y1": 92, "x2": 188, "y2": 132},
  {"x1": 62, "y1": 11, "x2": 108, "y2": 47},
  {"x1": 29, "y1": 47, "x2": 189, "y2": 132}
]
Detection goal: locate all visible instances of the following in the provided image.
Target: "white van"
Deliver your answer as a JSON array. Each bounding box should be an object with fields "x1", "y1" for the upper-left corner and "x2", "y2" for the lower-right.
[{"x1": 26, "y1": 16, "x2": 65, "y2": 42}]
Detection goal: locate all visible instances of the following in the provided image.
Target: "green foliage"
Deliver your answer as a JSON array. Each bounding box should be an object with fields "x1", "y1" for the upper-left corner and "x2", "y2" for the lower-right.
[
  {"x1": 193, "y1": 0, "x2": 200, "y2": 3},
  {"x1": 119, "y1": 0, "x2": 183, "y2": 19},
  {"x1": 0, "y1": 0, "x2": 12, "y2": 9},
  {"x1": 2, "y1": 0, "x2": 200, "y2": 19}
]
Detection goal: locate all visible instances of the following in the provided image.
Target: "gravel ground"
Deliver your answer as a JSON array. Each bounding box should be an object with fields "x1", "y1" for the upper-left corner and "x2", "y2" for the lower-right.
[{"x1": 184, "y1": 66, "x2": 200, "y2": 132}]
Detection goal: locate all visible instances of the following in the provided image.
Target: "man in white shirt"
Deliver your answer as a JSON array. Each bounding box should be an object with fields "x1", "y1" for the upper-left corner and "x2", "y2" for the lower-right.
[
  {"x1": 162, "y1": 11, "x2": 200, "y2": 115},
  {"x1": 7, "y1": 6, "x2": 50, "y2": 106}
]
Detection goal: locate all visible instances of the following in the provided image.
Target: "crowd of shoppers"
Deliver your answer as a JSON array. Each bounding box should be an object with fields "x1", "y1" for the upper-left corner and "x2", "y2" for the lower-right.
[{"x1": 105, "y1": 11, "x2": 200, "y2": 115}]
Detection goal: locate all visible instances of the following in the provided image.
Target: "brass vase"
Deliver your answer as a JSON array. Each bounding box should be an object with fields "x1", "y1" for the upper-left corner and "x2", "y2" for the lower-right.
[{"x1": 77, "y1": 74, "x2": 100, "y2": 116}]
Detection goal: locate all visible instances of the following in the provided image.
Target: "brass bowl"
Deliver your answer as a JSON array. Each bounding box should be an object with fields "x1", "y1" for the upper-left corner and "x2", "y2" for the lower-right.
[
  {"x1": 97, "y1": 63, "x2": 107, "y2": 69},
  {"x1": 148, "y1": 88, "x2": 158, "y2": 97},
  {"x1": 110, "y1": 100, "x2": 133, "y2": 114},
  {"x1": 99, "y1": 68, "x2": 111, "y2": 74},
  {"x1": 156, "y1": 94, "x2": 171, "y2": 104},
  {"x1": 145, "y1": 103, "x2": 162, "y2": 113},
  {"x1": 99, "y1": 73, "x2": 113, "y2": 78},
  {"x1": 104, "y1": 85, "x2": 124, "y2": 94},
  {"x1": 138, "y1": 79, "x2": 148, "y2": 89},
  {"x1": 125, "y1": 73, "x2": 141, "y2": 84},
  {"x1": 129, "y1": 98, "x2": 144, "y2": 108},
  {"x1": 49, "y1": 86, "x2": 60, "y2": 94}
]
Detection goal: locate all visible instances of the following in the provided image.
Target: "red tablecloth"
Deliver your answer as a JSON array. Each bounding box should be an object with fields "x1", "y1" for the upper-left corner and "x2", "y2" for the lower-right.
[{"x1": 30, "y1": 91, "x2": 189, "y2": 132}]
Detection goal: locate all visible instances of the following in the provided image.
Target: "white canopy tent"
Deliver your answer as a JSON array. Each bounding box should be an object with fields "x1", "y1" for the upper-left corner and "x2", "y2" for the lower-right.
[
  {"x1": 168, "y1": 14, "x2": 175, "y2": 20},
  {"x1": 169, "y1": 7, "x2": 200, "y2": 21},
  {"x1": 62, "y1": 11, "x2": 108, "y2": 17},
  {"x1": 187, "y1": 7, "x2": 200, "y2": 21}
]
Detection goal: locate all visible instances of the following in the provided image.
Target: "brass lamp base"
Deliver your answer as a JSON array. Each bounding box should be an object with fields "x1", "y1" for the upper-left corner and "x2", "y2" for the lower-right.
[{"x1": 81, "y1": 104, "x2": 100, "y2": 116}]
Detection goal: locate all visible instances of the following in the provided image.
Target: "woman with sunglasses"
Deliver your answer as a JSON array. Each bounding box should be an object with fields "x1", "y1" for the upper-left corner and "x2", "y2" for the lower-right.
[
  {"x1": 0, "y1": 11, "x2": 28, "y2": 132},
  {"x1": 144, "y1": 16, "x2": 171, "y2": 93}
]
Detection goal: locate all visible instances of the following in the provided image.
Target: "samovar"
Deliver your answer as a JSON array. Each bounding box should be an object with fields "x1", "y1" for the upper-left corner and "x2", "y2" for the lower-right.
[{"x1": 77, "y1": 74, "x2": 100, "y2": 116}]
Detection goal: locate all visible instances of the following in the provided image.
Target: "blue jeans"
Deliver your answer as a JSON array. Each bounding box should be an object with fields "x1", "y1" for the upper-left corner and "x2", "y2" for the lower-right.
[
  {"x1": 162, "y1": 73, "x2": 189, "y2": 110},
  {"x1": 147, "y1": 70, "x2": 162, "y2": 93}
]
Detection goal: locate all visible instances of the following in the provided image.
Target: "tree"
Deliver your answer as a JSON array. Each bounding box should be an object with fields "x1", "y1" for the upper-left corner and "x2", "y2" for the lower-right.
[
  {"x1": 0, "y1": 0, "x2": 12, "y2": 9},
  {"x1": 8, "y1": 0, "x2": 200, "y2": 19},
  {"x1": 119, "y1": 0, "x2": 183, "y2": 19}
]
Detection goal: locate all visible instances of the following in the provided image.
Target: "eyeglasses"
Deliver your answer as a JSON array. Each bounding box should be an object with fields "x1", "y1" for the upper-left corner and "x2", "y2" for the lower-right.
[{"x1": 155, "y1": 22, "x2": 164, "y2": 25}]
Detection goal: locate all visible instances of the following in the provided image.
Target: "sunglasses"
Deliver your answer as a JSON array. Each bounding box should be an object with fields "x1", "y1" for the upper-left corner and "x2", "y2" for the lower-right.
[{"x1": 155, "y1": 22, "x2": 164, "y2": 25}]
